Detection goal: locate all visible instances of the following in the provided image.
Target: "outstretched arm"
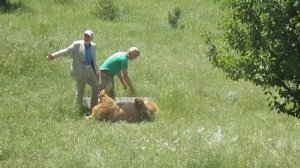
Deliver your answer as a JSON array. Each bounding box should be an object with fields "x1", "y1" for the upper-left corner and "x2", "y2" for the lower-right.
[{"x1": 46, "y1": 43, "x2": 74, "y2": 61}]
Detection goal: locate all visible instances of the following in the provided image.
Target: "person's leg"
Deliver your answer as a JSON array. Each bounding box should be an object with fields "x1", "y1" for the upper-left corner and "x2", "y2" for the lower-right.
[
  {"x1": 110, "y1": 78, "x2": 116, "y2": 100},
  {"x1": 87, "y1": 70, "x2": 100, "y2": 108},
  {"x1": 76, "y1": 68, "x2": 88, "y2": 106},
  {"x1": 100, "y1": 73, "x2": 115, "y2": 99},
  {"x1": 76, "y1": 79, "x2": 86, "y2": 106}
]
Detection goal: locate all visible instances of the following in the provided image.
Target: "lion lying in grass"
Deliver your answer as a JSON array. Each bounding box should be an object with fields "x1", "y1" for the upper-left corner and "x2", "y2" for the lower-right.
[{"x1": 86, "y1": 90, "x2": 159, "y2": 122}]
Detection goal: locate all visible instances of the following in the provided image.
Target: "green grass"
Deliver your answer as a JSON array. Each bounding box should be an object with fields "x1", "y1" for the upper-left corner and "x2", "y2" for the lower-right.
[{"x1": 1, "y1": 0, "x2": 300, "y2": 167}]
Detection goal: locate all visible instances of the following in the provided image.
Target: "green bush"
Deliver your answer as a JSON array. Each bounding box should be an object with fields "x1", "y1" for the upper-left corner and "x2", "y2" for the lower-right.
[
  {"x1": 0, "y1": 0, "x2": 23, "y2": 12},
  {"x1": 0, "y1": 0, "x2": 7, "y2": 7},
  {"x1": 167, "y1": 7, "x2": 181, "y2": 28},
  {"x1": 92, "y1": 0, "x2": 119, "y2": 21},
  {"x1": 206, "y1": 0, "x2": 300, "y2": 116}
]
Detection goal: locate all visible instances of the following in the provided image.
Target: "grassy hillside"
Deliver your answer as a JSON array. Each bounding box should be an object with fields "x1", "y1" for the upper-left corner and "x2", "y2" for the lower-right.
[{"x1": 1, "y1": 0, "x2": 300, "y2": 167}]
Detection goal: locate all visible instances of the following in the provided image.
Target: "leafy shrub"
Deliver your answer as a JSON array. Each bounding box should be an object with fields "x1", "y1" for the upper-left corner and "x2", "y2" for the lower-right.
[
  {"x1": 0, "y1": 0, "x2": 23, "y2": 12},
  {"x1": 206, "y1": 0, "x2": 300, "y2": 116},
  {"x1": 167, "y1": 7, "x2": 181, "y2": 28},
  {"x1": 92, "y1": 0, "x2": 119, "y2": 21},
  {"x1": 0, "y1": 0, "x2": 7, "y2": 7}
]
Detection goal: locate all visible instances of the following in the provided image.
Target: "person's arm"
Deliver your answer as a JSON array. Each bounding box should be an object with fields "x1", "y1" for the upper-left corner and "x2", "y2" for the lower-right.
[
  {"x1": 117, "y1": 72, "x2": 127, "y2": 89},
  {"x1": 121, "y1": 70, "x2": 135, "y2": 94},
  {"x1": 47, "y1": 43, "x2": 74, "y2": 61}
]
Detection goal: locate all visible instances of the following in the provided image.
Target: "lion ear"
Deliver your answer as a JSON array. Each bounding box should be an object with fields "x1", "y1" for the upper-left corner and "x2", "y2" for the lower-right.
[
  {"x1": 99, "y1": 89, "x2": 106, "y2": 97},
  {"x1": 134, "y1": 97, "x2": 144, "y2": 106}
]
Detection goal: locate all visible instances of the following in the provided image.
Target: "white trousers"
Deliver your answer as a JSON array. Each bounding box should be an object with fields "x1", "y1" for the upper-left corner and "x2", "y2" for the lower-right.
[{"x1": 75, "y1": 66, "x2": 99, "y2": 108}]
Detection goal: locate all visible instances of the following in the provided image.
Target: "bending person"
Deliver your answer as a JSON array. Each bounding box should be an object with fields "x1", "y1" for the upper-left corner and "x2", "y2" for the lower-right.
[{"x1": 99, "y1": 47, "x2": 141, "y2": 99}]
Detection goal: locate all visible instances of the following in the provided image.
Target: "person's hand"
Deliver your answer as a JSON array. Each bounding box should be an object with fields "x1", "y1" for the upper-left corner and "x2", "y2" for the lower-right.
[{"x1": 47, "y1": 54, "x2": 54, "y2": 61}]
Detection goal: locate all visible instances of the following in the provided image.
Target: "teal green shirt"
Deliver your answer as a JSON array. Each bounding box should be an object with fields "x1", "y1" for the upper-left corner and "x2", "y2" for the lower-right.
[{"x1": 100, "y1": 52, "x2": 128, "y2": 76}]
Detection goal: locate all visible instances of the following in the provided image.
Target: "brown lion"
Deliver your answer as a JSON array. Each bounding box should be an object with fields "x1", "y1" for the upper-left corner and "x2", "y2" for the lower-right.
[{"x1": 86, "y1": 90, "x2": 159, "y2": 122}]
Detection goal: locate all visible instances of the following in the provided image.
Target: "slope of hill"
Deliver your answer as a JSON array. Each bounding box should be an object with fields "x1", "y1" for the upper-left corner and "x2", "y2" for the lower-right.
[{"x1": 0, "y1": 0, "x2": 299, "y2": 167}]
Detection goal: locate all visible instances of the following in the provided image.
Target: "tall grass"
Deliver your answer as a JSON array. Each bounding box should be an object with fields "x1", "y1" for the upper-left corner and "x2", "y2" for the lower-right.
[{"x1": 1, "y1": 0, "x2": 300, "y2": 167}]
